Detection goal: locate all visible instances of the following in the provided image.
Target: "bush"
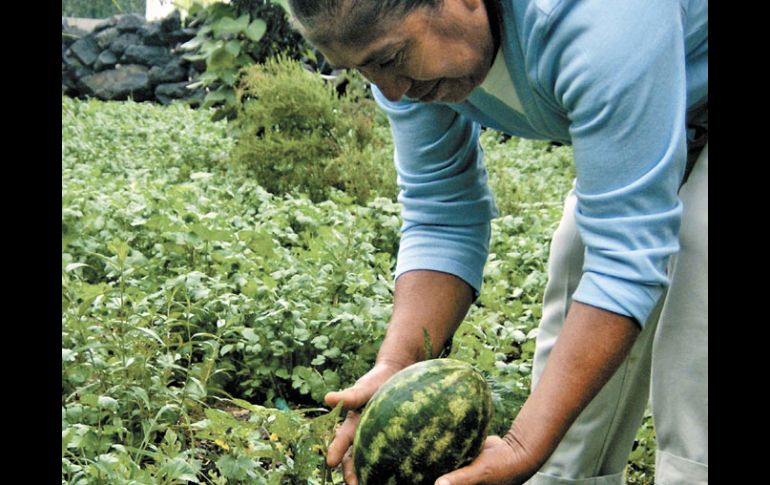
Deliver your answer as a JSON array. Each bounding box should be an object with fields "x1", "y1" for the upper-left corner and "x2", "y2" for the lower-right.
[
  {"x1": 182, "y1": 0, "x2": 309, "y2": 120},
  {"x1": 62, "y1": 0, "x2": 145, "y2": 17},
  {"x1": 230, "y1": 56, "x2": 397, "y2": 204}
]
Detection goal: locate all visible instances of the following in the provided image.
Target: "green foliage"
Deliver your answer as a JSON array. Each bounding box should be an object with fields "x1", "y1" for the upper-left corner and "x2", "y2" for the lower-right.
[
  {"x1": 181, "y1": 0, "x2": 307, "y2": 121},
  {"x1": 481, "y1": 130, "x2": 576, "y2": 218},
  {"x1": 62, "y1": 96, "x2": 655, "y2": 483},
  {"x1": 62, "y1": 0, "x2": 145, "y2": 17},
  {"x1": 189, "y1": 400, "x2": 343, "y2": 483},
  {"x1": 626, "y1": 408, "x2": 657, "y2": 484},
  {"x1": 231, "y1": 56, "x2": 397, "y2": 204},
  {"x1": 62, "y1": 96, "x2": 396, "y2": 482}
]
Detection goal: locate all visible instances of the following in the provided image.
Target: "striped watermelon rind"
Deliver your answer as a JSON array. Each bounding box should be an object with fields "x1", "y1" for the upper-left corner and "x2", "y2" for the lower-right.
[{"x1": 353, "y1": 358, "x2": 493, "y2": 485}]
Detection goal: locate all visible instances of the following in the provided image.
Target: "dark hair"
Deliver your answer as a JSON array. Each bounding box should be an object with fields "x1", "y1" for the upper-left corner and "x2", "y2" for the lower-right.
[{"x1": 288, "y1": 0, "x2": 442, "y2": 47}]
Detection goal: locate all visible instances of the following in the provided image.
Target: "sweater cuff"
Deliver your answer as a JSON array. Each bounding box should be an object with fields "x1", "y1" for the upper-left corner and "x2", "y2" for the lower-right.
[
  {"x1": 395, "y1": 222, "x2": 492, "y2": 299},
  {"x1": 571, "y1": 271, "x2": 664, "y2": 328}
]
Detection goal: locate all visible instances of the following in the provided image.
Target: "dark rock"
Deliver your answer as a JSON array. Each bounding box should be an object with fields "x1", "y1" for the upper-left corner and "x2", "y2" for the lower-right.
[
  {"x1": 109, "y1": 33, "x2": 142, "y2": 55},
  {"x1": 74, "y1": 66, "x2": 94, "y2": 79},
  {"x1": 93, "y1": 16, "x2": 118, "y2": 32},
  {"x1": 62, "y1": 71, "x2": 77, "y2": 93},
  {"x1": 166, "y1": 28, "x2": 197, "y2": 45},
  {"x1": 155, "y1": 82, "x2": 192, "y2": 104},
  {"x1": 138, "y1": 22, "x2": 166, "y2": 46},
  {"x1": 160, "y1": 10, "x2": 182, "y2": 32},
  {"x1": 63, "y1": 49, "x2": 84, "y2": 71},
  {"x1": 116, "y1": 14, "x2": 146, "y2": 32},
  {"x1": 70, "y1": 36, "x2": 100, "y2": 66},
  {"x1": 80, "y1": 64, "x2": 151, "y2": 101},
  {"x1": 187, "y1": 57, "x2": 207, "y2": 74},
  {"x1": 94, "y1": 50, "x2": 118, "y2": 71},
  {"x1": 74, "y1": 66, "x2": 96, "y2": 93},
  {"x1": 186, "y1": 88, "x2": 206, "y2": 107},
  {"x1": 62, "y1": 21, "x2": 88, "y2": 48},
  {"x1": 94, "y1": 27, "x2": 120, "y2": 49},
  {"x1": 187, "y1": 64, "x2": 201, "y2": 80},
  {"x1": 149, "y1": 59, "x2": 187, "y2": 84},
  {"x1": 121, "y1": 45, "x2": 172, "y2": 67}
]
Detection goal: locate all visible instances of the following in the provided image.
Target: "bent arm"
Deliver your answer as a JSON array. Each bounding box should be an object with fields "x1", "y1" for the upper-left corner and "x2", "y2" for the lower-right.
[
  {"x1": 505, "y1": 302, "x2": 640, "y2": 471},
  {"x1": 377, "y1": 269, "x2": 474, "y2": 367}
]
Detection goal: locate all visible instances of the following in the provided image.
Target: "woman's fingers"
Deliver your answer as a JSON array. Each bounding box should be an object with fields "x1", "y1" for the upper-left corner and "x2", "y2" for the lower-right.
[
  {"x1": 327, "y1": 410, "x2": 361, "y2": 467},
  {"x1": 342, "y1": 445, "x2": 358, "y2": 485}
]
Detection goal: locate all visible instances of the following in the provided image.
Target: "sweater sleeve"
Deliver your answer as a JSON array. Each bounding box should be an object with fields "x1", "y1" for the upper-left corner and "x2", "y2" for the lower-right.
[
  {"x1": 536, "y1": 0, "x2": 695, "y2": 326},
  {"x1": 371, "y1": 86, "x2": 499, "y2": 296}
]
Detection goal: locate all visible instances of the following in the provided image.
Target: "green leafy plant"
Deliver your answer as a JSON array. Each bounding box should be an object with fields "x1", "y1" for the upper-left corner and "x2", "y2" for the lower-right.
[
  {"x1": 62, "y1": 0, "x2": 146, "y2": 17},
  {"x1": 626, "y1": 408, "x2": 657, "y2": 484},
  {"x1": 231, "y1": 55, "x2": 397, "y2": 204},
  {"x1": 181, "y1": 0, "x2": 307, "y2": 120},
  {"x1": 62, "y1": 96, "x2": 655, "y2": 483}
]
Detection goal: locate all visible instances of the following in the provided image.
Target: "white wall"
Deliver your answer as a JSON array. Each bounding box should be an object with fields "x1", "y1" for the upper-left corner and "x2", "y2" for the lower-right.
[{"x1": 145, "y1": 0, "x2": 176, "y2": 21}]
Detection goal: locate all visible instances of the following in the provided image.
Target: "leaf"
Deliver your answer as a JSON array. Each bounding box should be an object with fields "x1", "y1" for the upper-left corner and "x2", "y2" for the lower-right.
[
  {"x1": 133, "y1": 327, "x2": 165, "y2": 346},
  {"x1": 129, "y1": 386, "x2": 151, "y2": 409},
  {"x1": 219, "y1": 69, "x2": 239, "y2": 87},
  {"x1": 275, "y1": 368, "x2": 289, "y2": 379},
  {"x1": 244, "y1": 19, "x2": 267, "y2": 42},
  {"x1": 308, "y1": 400, "x2": 344, "y2": 446},
  {"x1": 241, "y1": 328, "x2": 259, "y2": 343},
  {"x1": 229, "y1": 398, "x2": 266, "y2": 414},
  {"x1": 203, "y1": 89, "x2": 227, "y2": 108},
  {"x1": 212, "y1": 14, "x2": 250, "y2": 37},
  {"x1": 207, "y1": 46, "x2": 236, "y2": 71},
  {"x1": 179, "y1": 36, "x2": 203, "y2": 51},
  {"x1": 270, "y1": 0, "x2": 289, "y2": 14},
  {"x1": 62, "y1": 348, "x2": 77, "y2": 362},
  {"x1": 225, "y1": 40, "x2": 241, "y2": 57},
  {"x1": 107, "y1": 240, "x2": 129, "y2": 263},
  {"x1": 423, "y1": 327, "x2": 434, "y2": 360},
  {"x1": 216, "y1": 454, "x2": 254, "y2": 481},
  {"x1": 64, "y1": 262, "x2": 90, "y2": 272},
  {"x1": 160, "y1": 456, "x2": 201, "y2": 483},
  {"x1": 311, "y1": 335, "x2": 329, "y2": 350},
  {"x1": 323, "y1": 347, "x2": 341, "y2": 359},
  {"x1": 97, "y1": 395, "x2": 119, "y2": 411},
  {"x1": 190, "y1": 171, "x2": 213, "y2": 181}
]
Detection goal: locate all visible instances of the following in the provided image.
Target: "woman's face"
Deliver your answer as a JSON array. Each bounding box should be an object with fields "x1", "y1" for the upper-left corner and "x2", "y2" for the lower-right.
[{"x1": 313, "y1": 0, "x2": 496, "y2": 103}]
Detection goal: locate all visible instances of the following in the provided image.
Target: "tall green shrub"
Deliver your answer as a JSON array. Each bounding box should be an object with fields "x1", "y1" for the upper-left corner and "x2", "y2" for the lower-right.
[
  {"x1": 231, "y1": 56, "x2": 397, "y2": 204},
  {"x1": 62, "y1": 0, "x2": 145, "y2": 17},
  {"x1": 181, "y1": 0, "x2": 308, "y2": 120}
]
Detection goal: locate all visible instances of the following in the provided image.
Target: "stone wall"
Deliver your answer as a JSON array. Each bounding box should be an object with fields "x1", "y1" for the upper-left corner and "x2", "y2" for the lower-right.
[{"x1": 62, "y1": 11, "x2": 206, "y2": 105}]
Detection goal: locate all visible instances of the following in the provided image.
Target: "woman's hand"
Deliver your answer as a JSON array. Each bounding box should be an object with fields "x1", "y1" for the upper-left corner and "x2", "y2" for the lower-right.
[
  {"x1": 434, "y1": 432, "x2": 541, "y2": 485},
  {"x1": 325, "y1": 359, "x2": 413, "y2": 484}
]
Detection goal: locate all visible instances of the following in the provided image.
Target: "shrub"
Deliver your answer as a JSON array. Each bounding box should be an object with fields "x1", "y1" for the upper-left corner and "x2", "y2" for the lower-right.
[
  {"x1": 62, "y1": 0, "x2": 145, "y2": 17},
  {"x1": 182, "y1": 0, "x2": 308, "y2": 120},
  {"x1": 230, "y1": 55, "x2": 397, "y2": 204}
]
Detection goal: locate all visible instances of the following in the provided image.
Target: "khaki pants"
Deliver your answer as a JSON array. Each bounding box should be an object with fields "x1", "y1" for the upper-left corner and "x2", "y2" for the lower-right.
[{"x1": 526, "y1": 144, "x2": 708, "y2": 485}]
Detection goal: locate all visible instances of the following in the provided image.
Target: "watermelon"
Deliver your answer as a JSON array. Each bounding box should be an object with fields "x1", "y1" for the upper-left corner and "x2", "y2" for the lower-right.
[{"x1": 353, "y1": 358, "x2": 493, "y2": 485}]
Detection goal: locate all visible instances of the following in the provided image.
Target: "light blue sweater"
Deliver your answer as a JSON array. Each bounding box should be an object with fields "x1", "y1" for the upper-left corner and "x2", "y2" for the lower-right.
[{"x1": 373, "y1": 0, "x2": 708, "y2": 327}]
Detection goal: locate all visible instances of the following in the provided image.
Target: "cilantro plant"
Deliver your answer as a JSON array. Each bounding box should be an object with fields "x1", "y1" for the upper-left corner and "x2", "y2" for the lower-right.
[{"x1": 62, "y1": 93, "x2": 655, "y2": 483}]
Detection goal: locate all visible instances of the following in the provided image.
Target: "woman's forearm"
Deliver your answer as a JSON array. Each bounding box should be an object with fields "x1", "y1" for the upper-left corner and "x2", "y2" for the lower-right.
[
  {"x1": 377, "y1": 269, "x2": 474, "y2": 366},
  {"x1": 506, "y1": 301, "x2": 641, "y2": 467}
]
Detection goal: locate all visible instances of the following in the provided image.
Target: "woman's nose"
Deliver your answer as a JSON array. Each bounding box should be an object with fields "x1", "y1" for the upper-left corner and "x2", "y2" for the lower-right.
[{"x1": 361, "y1": 68, "x2": 411, "y2": 101}]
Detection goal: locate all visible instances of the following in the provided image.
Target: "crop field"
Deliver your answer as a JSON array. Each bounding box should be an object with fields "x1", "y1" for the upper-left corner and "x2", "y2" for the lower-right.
[{"x1": 61, "y1": 95, "x2": 656, "y2": 484}]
